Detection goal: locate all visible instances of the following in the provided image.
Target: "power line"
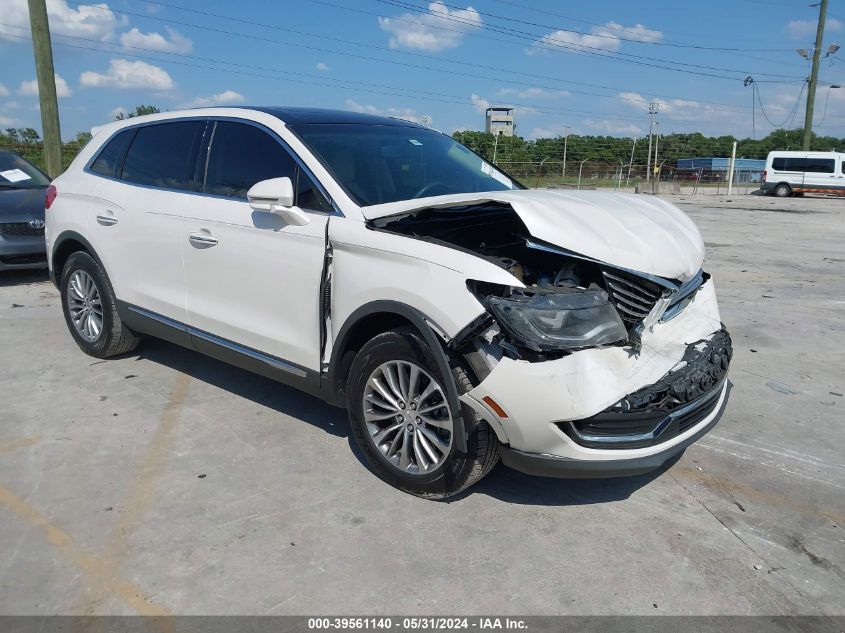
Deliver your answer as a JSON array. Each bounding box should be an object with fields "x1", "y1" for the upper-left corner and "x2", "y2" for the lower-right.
[
  {"x1": 754, "y1": 81, "x2": 807, "y2": 128},
  {"x1": 394, "y1": 0, "x2": 800, "y2": 52},
  {"x1": 131, "y1": 0, "x2": 755, "y2": 111},
  {"x1": 64, "y1": 0, "x2": 776, "y2": 116},
  {"x1": 486, "y1": 0, "x2": 811, "y2": 68},
  {"x1": 3, "y1": 26, "x2": 722, "y2": 127},
  {"x1": 373, "y1": 0, "x2": 806, "y2": 80}
]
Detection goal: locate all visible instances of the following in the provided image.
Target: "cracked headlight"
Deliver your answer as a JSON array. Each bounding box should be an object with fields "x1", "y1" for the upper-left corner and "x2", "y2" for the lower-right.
[{"x1": 486, "y1": 287, "x2": 628, "y2": 352}]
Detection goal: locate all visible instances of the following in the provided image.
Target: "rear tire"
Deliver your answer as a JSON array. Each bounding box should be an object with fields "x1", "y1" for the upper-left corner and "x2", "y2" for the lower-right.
[
  {"x1": 60, "y1": 251, "x2": 140, "y2": 358},
  {"x1": 774, "y1": 183, "x2": 792, "y2": 197},
  {"x1": 346, "y1": 327, "x2": 499, "y2": 499}
]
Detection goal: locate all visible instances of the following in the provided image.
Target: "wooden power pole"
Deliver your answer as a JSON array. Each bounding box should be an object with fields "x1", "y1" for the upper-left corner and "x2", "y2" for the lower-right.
[
  {"x1": 802, "y1": 0, "x2": 828, "y2": 151},
  {"x1": 27, "y1": 0, "x2": 63, "y2": 177}
]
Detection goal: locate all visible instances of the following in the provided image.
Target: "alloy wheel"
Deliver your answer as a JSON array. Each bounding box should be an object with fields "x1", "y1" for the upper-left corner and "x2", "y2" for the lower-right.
[
  {"x1": 362, "y1": 360, "x2": 453, "y2": 475},
  {"x1": 67, "y1": 270, "x2": 104, "y2": 342}
]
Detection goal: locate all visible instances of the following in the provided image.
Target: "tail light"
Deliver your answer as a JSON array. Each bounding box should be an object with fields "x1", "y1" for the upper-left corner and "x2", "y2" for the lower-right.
[
  {"x1": 762, "y1": 170, "x2": 767, "y2": 183},
  {"x1": 45, "y1": 184, "x2": 57, "y2": 210}
]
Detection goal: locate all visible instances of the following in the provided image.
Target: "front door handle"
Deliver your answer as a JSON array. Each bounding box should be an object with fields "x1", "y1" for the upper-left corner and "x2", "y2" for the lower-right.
[
  {"x1": 189, "y1": 231, "x2": 218, "y2": 247},
  {"x1": 96, "y1": 212, "x2": 118, "y2": 226}
]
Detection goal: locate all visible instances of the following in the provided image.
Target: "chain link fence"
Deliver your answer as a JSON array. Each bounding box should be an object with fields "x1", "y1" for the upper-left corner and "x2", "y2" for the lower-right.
[{"x1": 496, "y1": 160, "x2": 764, "y2": 195}]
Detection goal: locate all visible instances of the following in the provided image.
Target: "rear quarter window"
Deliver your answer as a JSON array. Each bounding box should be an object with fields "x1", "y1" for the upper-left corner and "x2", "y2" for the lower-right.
[{"x1": 89, "y1": 129, "x2": 136, "y2": 179}]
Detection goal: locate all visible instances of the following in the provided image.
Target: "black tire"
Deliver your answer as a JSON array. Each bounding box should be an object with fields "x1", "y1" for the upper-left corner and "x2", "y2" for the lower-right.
[
  {"x1": 346, "y1": 327, "x2": 499, "y2": 499},
  {"x1": 60, "y1": 251, "x2": 140, "y2": 358},
  {"x1": 774, "y1": 183, "x2": 791, "y2": 197}
]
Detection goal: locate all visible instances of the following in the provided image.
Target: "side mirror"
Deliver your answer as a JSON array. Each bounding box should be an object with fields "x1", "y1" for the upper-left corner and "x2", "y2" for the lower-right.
[{"x1": 247, "y1": 177, "x2": 310, "y2": 226}]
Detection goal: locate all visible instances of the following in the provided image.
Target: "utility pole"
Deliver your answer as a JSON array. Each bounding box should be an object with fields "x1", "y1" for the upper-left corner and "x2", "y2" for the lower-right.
[
  {"x1": 27, "y1": 0, "x2": 62, "y2": 177},
  {"x1": 561, "y1": 124, "x2": 570, "y2": 180},
  {"x1": 652, "y1": 122, "x2": 660, "y2": 191},
  {"x1": 802, "y1": 0, "x2": 828, "y2": 150},
  {"x1": 646, "y1": 102, "x2": 659, "y2": 181}
]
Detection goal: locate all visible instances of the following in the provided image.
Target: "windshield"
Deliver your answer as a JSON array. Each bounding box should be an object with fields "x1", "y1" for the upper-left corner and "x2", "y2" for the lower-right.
[
  {"x1": 0, "y1": 152, "x2": 51, "y2": 189},
  {"x1": 290, "y1": 123, "x2": 522, "y2": 207}
]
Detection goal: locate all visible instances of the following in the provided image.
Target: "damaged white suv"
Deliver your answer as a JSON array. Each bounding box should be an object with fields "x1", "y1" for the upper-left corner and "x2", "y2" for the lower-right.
[{"x1": 46, "y1": 107, "x2": 731, "y2": 498}]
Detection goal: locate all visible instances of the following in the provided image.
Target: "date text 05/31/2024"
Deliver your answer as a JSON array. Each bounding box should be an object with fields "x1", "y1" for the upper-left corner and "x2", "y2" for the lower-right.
[{"x1": 307, "y1": 618, "x2": 528, "y2": 630}]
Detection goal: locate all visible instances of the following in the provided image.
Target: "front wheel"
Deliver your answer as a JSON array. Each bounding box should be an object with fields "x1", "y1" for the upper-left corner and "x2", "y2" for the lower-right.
[
  {"x1": 60, "y1": 251, "x2": 140, "y2": 358},
  {"x1": 346, "y1": 328, "x2": 499, "y2": 499}
]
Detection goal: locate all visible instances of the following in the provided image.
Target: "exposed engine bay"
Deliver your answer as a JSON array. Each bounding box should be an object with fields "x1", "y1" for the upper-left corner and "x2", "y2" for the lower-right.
[{"x1": 370, "y1": 202, "x2": 706, "y2": 369}]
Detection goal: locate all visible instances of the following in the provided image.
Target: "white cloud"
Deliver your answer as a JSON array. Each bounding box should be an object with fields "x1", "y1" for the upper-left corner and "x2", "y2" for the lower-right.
[
  {"x1": 0, "y1": 0, "x2": 124, "y2": 42},
  {"x1": 119, "y1": 27, "x2": 193, "y2": 54},
  {"x1": 344, "y1": 99, "x2": 432, "y2": 125},
  {"x1": 0, "y1": 114, "x2": 17, "y2": 126},
  {"x1": 316, "y1": 62, "x2": 330, "y2": 71},
  {"x1": 3, "y1": 101, "x2": 21, "y2": 109},
  {"x1": 618, "y1": 91, "x2": 710, "y2": 118},
  {"x1": 183, "y1": 90, "x2": 245, "y2": 108},
  {"x1": 0, "y1": 84, "x2": 8, "y2": 96},
  {"x1": 497, "y1": 87, "x2": 570, "y2": 99},
  {"x1": 584, "y1": 119, "x2": 644, "y2": 136},
  {"x1": 379, "y1": 1, "x2": 482, "y2": 52},
  {"x1": 594, "y1": 21, "x2": 662, "y2": 43},
  {"x1": 18, "y1": 74, "x2": 73, "y2": 98},
  {"x1": 528, "y1": 125, "x2": 570, "y2": 139},
  {"x1": 788, "y1": 18, "x2": 842, "y2": 40},
  {"x1": 80, "y1": 59, "x2": 174, "y2": 90},
  {"x1": 470, "y1": 93, "x2": 490, "y2": 113},
  {"x1": 528, "y1": 21, "x2": 662, "y2": 55}
]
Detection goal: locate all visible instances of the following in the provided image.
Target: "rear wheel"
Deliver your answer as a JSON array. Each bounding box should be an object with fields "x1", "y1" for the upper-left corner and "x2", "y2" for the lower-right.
[
  {"x1": 346, "y1": 328, "x2": 499, "y2": 499},
  {"x1": 60, "y1": 251, "x2": 140, "y2": 358},
  {"x1": 774, "y1": 183, "x2": 792, "y2": 197}
]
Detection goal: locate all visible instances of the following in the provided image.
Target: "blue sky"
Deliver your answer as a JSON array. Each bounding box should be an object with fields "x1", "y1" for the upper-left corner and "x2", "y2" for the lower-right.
[{"x1": 1, "y1": 0, "x2": 844, "y2": 140}]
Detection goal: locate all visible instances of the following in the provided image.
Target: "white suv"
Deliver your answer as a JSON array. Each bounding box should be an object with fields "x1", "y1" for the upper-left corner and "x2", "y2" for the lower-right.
[{"x1": 46, "y1": 107, "x2": 731, "y2": 498}]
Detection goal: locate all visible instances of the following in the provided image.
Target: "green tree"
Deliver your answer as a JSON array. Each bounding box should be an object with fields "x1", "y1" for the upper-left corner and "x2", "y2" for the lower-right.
[{"x1": 115, "y1": 105, "x2": 161, "y2": 120}]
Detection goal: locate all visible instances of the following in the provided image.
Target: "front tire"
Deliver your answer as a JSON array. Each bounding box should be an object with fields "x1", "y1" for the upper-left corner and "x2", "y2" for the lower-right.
[
  {"x1": 60, "y1": 251, "x2": 140, "y2": 358},
  {"x1": 346, "y1": 328, "x2": 499, "y2": 499}
]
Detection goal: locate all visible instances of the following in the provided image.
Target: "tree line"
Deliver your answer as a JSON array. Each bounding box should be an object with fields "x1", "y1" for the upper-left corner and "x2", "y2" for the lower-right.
[
  {"x1": 2, "y1": 101, "x2": 843, "y2": 173},
  {"x1": 452, "y1": 129, "x2": 845, "y2": 166}
]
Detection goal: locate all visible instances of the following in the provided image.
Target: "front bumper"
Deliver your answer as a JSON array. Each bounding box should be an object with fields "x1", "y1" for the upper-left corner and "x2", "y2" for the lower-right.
[
  {"x1": 0, "y1": 235, "x2": 47, "y2": 271},
  {"x1": 500, "y1": 380, "x2": 729, "y2": 478},
  {"x1": 460, "y1": 280, "x2": 729, "y2": 474}
]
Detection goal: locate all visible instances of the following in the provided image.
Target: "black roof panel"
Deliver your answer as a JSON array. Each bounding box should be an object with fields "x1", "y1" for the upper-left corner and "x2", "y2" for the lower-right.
[{"x1": 243, "y1": 106, "x2": 424, "y2": 127}]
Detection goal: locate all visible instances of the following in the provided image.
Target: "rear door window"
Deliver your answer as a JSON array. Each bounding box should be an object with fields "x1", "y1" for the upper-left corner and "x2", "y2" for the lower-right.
[
  {"x1": 121, "y1": 121, "x2": 205, "y2": 191},
  {"x1": 90, "y1": 129, "x2": 136, "y2": 179}
]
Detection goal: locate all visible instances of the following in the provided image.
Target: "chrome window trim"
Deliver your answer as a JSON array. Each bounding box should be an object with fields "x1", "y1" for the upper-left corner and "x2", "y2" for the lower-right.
[{"x1": 82, "y1": 115, "x2": 342, "y2": 216}]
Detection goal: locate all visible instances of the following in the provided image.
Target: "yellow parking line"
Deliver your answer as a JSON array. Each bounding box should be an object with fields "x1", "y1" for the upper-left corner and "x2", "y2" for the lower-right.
[
  {"x1": 0, "y1": 436, "x2": 42, "y2": 455},
  {"x1": 0, "y1": 483, "x2": 172, "y2": 620},
  {"x1": 75, "y1": 372, "x2": 192, "y2": 616}
]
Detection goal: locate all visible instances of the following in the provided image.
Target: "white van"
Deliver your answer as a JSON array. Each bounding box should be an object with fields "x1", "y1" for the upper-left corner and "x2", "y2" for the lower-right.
[{"x1": 762, "y1": 150, "x2": 845, "y2": 197}]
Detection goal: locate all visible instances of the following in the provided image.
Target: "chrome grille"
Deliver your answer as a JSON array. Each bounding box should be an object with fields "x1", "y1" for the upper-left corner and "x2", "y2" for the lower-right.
[
  {"x1": 0, "y1": 222, "x2": 44, "y2": 238},
  {"x1": 602, "y1": 271, "x2": 662, "y2": 324}
]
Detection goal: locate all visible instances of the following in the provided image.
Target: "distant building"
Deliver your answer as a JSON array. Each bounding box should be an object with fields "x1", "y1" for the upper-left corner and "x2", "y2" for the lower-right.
[
  {"x1": 676, "y1": 157, "x2": 766, "y2": 182},
  {"x1": 485, "y1": 107, "x2": 515, "y2": 137}
]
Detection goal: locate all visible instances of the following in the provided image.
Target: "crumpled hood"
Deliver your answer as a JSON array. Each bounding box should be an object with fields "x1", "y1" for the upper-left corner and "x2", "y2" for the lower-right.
[{"x1": 362, "y1": 190, "x2": 705, "y2": 281}]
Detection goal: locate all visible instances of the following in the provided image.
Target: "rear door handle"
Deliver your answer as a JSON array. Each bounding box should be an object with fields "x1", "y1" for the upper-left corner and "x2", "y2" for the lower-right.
[
  {"x1": 96, "y1": 212, "x2": 118, "y2": 226},
  {"x1": 189, "y1": 231, "x2": 218, "y2": 247}
]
